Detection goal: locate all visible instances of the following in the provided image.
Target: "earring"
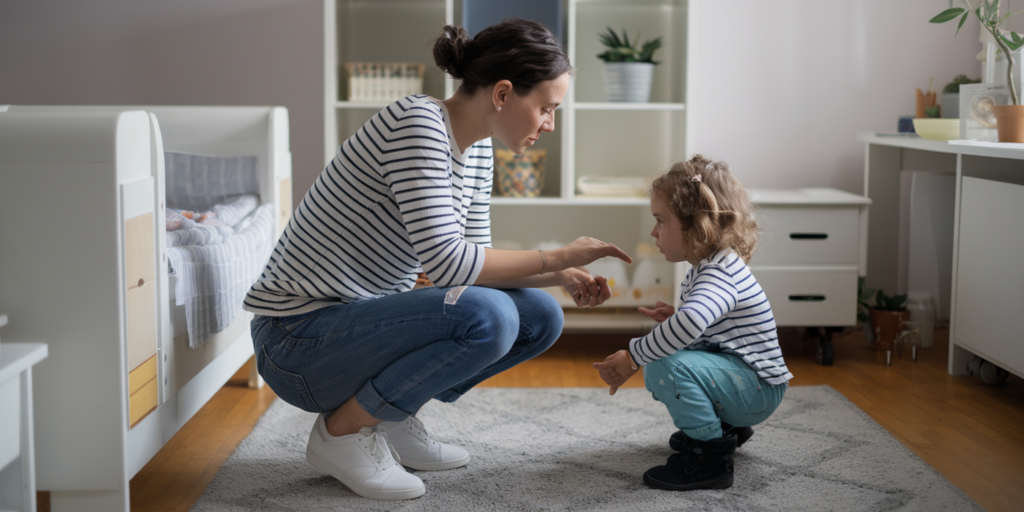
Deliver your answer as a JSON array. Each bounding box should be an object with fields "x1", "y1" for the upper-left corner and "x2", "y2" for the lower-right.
[{"x1": 495, "y1": 106, "x2": 502, "y2": 112}]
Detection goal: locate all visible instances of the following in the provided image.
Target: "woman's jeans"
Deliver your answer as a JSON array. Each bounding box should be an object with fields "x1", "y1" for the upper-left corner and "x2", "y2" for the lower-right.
[
  {"x1": 251, "y1": 286, "x2": 563, "y2": 421},
  {"x1": 644, "y1": 350, "x2": 787, "y2": 441}
]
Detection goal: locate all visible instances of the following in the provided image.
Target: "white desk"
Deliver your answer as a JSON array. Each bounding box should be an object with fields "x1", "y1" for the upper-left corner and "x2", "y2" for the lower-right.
[
  {"x1": 0, "y1": 331, "x2": 48, "y2": 511},
  {"x1": 860, "y1": 134, "x2": 1024, "y2": 378}
]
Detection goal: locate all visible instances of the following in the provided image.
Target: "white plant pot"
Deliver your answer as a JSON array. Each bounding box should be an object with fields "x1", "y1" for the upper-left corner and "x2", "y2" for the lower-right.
[{"x1": 602, "y1": 62, "x2": 654, "y2": 102}]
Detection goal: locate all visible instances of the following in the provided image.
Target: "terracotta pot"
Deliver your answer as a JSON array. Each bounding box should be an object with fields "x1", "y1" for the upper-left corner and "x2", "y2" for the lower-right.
[
  {"x1": 992, "y1": 104, "x2": 1024, "y2": 142},
  {"x1": 869, "y1": 309, "x2": 910, "y2": 352}
]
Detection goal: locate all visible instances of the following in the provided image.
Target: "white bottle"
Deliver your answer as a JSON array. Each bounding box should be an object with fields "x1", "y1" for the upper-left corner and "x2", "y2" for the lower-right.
[{"x1": 906, "y1": 292, "x2": 935, "y2": 348}]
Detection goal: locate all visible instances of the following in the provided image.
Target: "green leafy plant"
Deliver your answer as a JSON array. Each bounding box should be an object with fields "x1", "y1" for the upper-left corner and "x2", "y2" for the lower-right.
[
  {"x1": 925, "y1": 105, "x2": 942, "y2": 117},
  {"x1": 596, "y1": 27, "x2": 663, "y2": 64},
  {"x1": 944, "y1": 73, "x2": 981, "y2": 93},
  {"x1": 873, "y1": 289, "x2": 908, "y2": 312},
  {"x1": 857, "y1": 277, "x2": 876, "y2": 323},
  {"x1": 931, "y1": 1, "x2": 1024, "y2": 105}
]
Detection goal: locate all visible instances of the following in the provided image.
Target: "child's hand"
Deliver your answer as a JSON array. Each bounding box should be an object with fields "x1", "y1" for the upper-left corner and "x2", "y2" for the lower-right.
[
  {"x1": 592, "y1": 350, "x2": 639, "y2": 395},
  {"x1": 558, "y1": 267, "x2": 612, "y2": 307},
  {"x1": 638, "y1": 301, "x2": 675, "y2": 323}
]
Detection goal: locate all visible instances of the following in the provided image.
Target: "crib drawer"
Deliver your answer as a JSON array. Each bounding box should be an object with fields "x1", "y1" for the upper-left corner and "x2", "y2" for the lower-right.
[
  {"x1": 749, "y1": 266, "x2": 857, "y2": 327},
  {"x1": 125, "y1": 213, "x2": 156, "y2": 287},
  {"x1": 751, "y1": 206, "x2": 860, "y2": 265},
  {"x1": 128, "y1": 356, "x2": 158, "y2": 428}
]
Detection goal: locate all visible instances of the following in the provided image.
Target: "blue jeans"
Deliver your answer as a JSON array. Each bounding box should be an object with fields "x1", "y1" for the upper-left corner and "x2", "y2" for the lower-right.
[
  {"x1": 644, "y1": 350, "x2": 787, "y2": 441},
  {"x1": 251, "y1": 286, "x2": 563, "y2": 421}
]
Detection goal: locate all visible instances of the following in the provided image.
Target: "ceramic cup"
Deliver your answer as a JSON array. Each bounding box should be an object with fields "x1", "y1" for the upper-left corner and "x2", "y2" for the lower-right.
[{"x1": 495, "y1": 148, "x2": 546, "y2": 197}]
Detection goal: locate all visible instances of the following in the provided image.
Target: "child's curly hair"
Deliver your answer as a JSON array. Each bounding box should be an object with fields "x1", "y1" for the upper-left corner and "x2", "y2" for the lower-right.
[{"x1": 650, "y1": 154, "x2": 759, "y2": 263}]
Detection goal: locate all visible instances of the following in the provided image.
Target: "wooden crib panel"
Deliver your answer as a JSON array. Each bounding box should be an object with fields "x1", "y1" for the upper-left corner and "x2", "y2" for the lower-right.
[{"x1": 128, "y1": 356, "x2": 157, "y2": 428}]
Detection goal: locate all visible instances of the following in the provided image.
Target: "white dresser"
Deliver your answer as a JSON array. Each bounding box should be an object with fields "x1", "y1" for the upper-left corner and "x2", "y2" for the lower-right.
[
  {"x1": 748, "y1": 188, "x2": 870, "y2": 327},
  {"x1": 746, "y1": 189, "x2": 871, "y2": 364}
]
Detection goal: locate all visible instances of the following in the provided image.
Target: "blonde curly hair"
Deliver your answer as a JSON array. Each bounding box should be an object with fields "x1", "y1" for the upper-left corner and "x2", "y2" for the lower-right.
[{"x1": 650, "y1": 154, "x2": 759, "y2": 263}]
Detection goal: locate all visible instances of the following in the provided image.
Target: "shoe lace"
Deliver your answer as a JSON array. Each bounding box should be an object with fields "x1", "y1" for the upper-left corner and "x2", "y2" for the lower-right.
[
  {"x1": 404, "y1": 415, "x2": 434, "y2": 445},
  {"x1": 365, "y1": 426, "x2": 401, "y2": 466}
]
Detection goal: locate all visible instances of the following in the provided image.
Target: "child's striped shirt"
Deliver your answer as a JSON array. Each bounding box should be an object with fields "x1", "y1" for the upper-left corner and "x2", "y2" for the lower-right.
[{"x1": 629, "y1": 250, "x2": 793, "y2": 385}]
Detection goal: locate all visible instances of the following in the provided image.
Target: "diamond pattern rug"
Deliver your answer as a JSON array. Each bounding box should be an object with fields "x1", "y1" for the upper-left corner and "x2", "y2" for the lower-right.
[{"x1": 191, "y1": 385, "x2": 980, "y2": 511}]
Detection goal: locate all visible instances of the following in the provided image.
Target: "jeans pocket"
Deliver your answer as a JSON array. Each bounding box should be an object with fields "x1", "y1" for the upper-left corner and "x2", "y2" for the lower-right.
[{"x1": 259, "y1": 345, "x2": 322, "y2": 413}]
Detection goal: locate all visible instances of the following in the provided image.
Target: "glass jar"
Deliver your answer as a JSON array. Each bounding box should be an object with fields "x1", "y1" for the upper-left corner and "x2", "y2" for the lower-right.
[{"x1": 905, "y1": 292, "x2": 935, "y2": 348}]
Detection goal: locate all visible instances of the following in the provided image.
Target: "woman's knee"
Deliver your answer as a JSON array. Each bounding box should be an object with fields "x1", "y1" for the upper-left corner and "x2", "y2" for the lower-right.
[
  {"x1": 515, "y1": 288, "x2": 564, "y2": 347},
  {"x1": 453, "y1": 287, "x2": 520, "y2": 356}
]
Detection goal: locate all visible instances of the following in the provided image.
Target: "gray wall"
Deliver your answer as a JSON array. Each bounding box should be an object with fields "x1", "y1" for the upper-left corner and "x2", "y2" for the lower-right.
[{"x1": 0, "y1": 0, "x2": 324, "y2": 206}]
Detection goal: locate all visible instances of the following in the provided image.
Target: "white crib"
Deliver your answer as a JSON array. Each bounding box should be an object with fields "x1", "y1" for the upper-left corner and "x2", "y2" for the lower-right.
[{"x1": 0, "y1": 105, "x2": 292, "y2": 511}]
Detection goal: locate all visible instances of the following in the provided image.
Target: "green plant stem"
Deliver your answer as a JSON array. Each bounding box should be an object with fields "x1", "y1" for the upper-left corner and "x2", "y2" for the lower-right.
[{"x1": 964, "y1": 0, "x2": 1020, "y2": 105}]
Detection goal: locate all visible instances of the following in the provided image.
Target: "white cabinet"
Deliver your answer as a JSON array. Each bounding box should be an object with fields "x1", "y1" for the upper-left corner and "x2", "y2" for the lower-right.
[{"x1": 953, "y1": 177, "x2": 1024, "y2": 378}]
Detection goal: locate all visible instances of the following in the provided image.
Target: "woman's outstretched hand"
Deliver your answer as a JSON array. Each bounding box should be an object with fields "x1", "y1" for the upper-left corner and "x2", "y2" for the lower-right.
[
  {"x1": 558, "y1": 267, "x2": 611, "y2": 307},
  {"x1": 593, "y1": 349, "x2": 639, "y2": 395},
  {"x1": 638, "y1": 301, "x2": 675, "y2": 323},
  {"x1": 551, "y1": 237, "x2": 633, "y2": 270}
]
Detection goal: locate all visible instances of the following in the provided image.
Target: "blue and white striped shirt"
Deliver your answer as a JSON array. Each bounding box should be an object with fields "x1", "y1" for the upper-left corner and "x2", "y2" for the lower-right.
[
  {"x1": 629, "y1": 250, "x2": 793, "y2": 386},
  {"x1": 244, "y1": 95, "x2": 493, "y2": 316}
]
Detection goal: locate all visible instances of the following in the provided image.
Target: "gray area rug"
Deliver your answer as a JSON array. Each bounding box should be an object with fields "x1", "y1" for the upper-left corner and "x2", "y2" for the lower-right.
[{"x1": 192, "y1": 386, "x2": 980, "y2": 511}]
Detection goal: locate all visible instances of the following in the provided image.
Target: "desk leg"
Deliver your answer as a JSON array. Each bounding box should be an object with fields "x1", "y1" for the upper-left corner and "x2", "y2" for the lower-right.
[{"x1": 21, "y1": 368, "x2": 36, "y2": 512}]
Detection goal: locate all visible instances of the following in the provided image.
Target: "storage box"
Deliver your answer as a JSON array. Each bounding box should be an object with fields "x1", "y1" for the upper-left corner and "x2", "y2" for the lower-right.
[{"x1": 344, "y1": 62, "x2": 425, "y2": 102}]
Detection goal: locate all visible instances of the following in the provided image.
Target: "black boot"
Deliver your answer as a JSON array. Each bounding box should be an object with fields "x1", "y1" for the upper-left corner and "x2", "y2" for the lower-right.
[
  {"x1": 670, "y1": 422, "x2": 753, "y2": 450},
  {"x1": 645, "y1": 433, "x2": 737, "y2": 491}
]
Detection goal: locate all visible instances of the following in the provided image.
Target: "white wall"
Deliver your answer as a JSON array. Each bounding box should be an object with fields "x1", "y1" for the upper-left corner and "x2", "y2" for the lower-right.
[
  {"x1": 0, "y1": 0, "x2": 323, "y2": 206},
  {"x1": 689, "y1": 0, "x2": 983, "y2": 193}
]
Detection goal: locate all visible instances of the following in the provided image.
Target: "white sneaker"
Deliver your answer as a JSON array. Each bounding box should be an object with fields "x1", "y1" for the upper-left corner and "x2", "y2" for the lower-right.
[
  {"x1": 305, "y1": 414, "x2": 425, "y2": 500},
  {"x1": 380, "y1": 415, "x2": 471, "y2": 471}
]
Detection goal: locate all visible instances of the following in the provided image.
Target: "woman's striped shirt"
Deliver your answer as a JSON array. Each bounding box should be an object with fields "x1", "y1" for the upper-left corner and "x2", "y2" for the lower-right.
[
  {"x1": 243, "y1": 95, "x2": 493, "y2": 316},
  {"x1": 628, "y1": 250, "x2": 793, "y2": 386}
]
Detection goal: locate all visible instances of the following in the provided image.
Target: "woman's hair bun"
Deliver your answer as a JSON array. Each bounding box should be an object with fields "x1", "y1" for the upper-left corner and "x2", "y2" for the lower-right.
[{"x1": 433, "y1": 25, "x2": 472, "y2": 79}]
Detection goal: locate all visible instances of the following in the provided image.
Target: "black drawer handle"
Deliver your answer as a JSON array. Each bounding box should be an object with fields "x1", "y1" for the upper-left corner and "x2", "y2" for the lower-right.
[
  {"x1": 789, "y1": 295, "x2": 826, "y2": 302},
  {"x1": 789, "y1": 233, "x2": 828, "y2": 240}
]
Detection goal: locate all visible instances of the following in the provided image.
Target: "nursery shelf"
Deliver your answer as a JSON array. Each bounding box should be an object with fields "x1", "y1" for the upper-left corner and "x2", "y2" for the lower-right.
[
  {"x1": 491, "y1": 197, "x2": 649, "y2": 206},
  {"x1": 335, "y1": 101, "x2": 391, "y2": 109},
  {"x1": 574, "y1": 102, "x2": 685, "y2": 111},
  {"x1": 562, "y1": 309, "x2": 658, "y2": 333}
]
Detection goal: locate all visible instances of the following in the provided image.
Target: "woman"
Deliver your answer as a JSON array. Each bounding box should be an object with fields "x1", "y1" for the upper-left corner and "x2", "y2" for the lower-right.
[{"x1": 244, "y1": 19, "x2": 631, "y2": 501}]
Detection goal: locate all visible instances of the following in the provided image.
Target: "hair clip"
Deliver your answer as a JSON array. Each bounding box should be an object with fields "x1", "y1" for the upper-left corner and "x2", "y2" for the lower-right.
[{"x1": 691, "y1": 174, "x2": 702, "y2": 183}]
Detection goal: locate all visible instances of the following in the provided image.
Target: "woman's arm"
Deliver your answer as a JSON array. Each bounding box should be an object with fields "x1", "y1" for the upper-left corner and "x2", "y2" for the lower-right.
[
  {"x1": 481, "y1": 267, "x2": 613, "y2": 307},
  {"x1": 476, "y1": 237, "x2": 632, "y2": 284}
]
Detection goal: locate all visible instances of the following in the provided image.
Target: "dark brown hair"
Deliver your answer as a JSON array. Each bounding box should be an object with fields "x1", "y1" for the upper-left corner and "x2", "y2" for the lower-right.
[
  {"x1": 432, "y1": 19, "x2": 572, "y2": 96},
  {"x1": 650, "y1": 155, "x2": 760, "y2": 263}
]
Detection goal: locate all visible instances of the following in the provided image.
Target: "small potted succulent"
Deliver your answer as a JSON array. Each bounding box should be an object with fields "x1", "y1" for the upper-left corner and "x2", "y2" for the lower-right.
[
  {"x1": 596, "y1": 27, "x2": 663, "y2": 102},
  {"x1": 869, "y1": 290, "x2": 909, "y2": 352},
  {"x1": 931, "y1": 1, "x2": 1024, "y2": 141}
]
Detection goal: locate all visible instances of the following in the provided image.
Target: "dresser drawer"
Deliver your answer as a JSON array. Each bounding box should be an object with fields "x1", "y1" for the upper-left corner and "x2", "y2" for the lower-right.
[
  {"x1": 750, "y1": 266, "x2": 857, "y2": 327},
  {"x1": 751, "y1": 206, "x2": 860, "y2": 265}
]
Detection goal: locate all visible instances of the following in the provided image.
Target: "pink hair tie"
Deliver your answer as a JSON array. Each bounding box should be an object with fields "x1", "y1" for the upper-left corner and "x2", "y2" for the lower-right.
[{"x1": 691, "y1": 174, "x2": 702, "y2": 183}]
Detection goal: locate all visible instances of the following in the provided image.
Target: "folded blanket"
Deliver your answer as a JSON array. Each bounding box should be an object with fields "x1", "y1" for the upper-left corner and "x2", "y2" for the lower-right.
[
  {"x1": 166, "y1": 194, "x2": 259, "y2": 247},
  {"x1": 166, "y1": 199, "x2": 275, "y2": 348}
]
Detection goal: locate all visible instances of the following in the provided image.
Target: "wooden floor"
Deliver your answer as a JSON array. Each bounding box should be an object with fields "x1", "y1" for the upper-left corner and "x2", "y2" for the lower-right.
[{"x1": 38, "y1": 327, "x2": 1024, "y2": 511}]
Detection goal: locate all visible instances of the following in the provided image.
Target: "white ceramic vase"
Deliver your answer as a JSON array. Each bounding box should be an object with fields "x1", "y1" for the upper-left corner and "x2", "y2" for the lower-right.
[{"x1": 602, "y1": 62, "x2": 654, "y2": 102}]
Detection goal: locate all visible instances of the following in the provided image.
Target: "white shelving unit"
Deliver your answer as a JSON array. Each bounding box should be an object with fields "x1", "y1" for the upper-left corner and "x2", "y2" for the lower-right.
[{"x1": 324, "y1": 0, "x2": 694, "y2": 332}]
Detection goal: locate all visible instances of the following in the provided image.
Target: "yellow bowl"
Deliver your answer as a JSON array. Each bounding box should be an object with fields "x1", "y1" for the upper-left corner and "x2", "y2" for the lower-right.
[{"x1": 912, "y1": 118, "x2": 960, "y2": 140}]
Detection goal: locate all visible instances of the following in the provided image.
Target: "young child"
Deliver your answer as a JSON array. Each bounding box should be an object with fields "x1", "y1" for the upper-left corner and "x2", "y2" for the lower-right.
[{"x1": 594, "y1": 154, "x2": 792, "y2": 491}]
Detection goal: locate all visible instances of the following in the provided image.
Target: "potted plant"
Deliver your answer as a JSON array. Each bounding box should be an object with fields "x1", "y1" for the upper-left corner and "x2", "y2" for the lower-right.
[
  {"x1": 931, "y1": 1, "x2": 1024, "y2": 141},
  {"x1": 942, "y1": 74, "x2": 981, "y2": 118},
  {"x1": 596, "y1": 27, "x2": 663, "y2": 102},
  {"x1": 869, "y1": 290, "x2": 909, "y2": 352}
]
